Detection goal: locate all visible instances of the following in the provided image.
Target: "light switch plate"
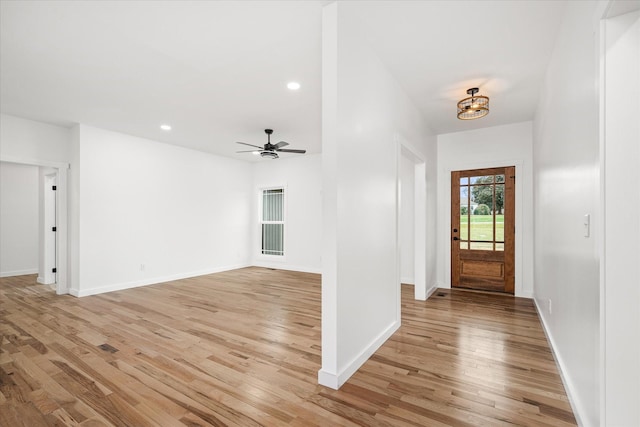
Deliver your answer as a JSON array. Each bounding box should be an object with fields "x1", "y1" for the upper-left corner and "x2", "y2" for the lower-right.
[{"x1": 584, "y1": 214, "x2": 590, "y2": 238}]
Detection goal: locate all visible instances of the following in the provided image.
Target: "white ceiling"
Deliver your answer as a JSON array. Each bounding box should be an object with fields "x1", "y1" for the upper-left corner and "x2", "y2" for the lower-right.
[{"x1": 0, "y1": 1, "x2": 567, "y2": 161}]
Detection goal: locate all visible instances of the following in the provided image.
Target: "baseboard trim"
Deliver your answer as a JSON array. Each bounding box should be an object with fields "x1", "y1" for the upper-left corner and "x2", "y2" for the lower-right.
[
  {"x1": 0, "y1": 268, "x2": 38, "y2": 278},
  {"x1": 517, "y1": 289, "x2": 534, "y2": 298},
  {"x1": 71, "y1": 263, "x2": 251, "y2": 297},
  {"x1": 37, "y1": 276, "x2": 56, "y2": 285},
  {"x1": 425, "y1": 285, "x2": 438, "y2": 299},
  {"x1": 401, "y1": 276, "x2": 415, "y2": 285},
  {"x1": 318, "y1": 319, "x2": 400, "y2": 390},
  {"x1": 533, "y1": 298, "x2": 587, "y2": 427}
]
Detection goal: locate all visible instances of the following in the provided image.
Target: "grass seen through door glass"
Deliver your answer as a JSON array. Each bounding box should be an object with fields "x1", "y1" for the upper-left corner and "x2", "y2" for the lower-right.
[{"x1": 460, "y1": 215, "x2": 504, "y2": 242}]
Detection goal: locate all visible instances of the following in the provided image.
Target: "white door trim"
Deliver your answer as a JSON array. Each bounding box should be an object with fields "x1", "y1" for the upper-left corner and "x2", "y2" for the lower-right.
[{"x1": 397, "y1": 137, "x2": 429, "y2": 301}]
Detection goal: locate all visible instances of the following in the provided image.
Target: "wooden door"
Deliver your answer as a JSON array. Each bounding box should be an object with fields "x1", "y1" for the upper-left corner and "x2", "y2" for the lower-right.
[{"x1": 451, "y1": 167, "x2": 515, "y2": 293}]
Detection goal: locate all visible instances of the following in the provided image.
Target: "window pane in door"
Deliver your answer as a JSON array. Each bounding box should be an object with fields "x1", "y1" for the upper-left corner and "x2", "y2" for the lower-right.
[
  {"x1": 470, "y1": 175, "x2": 494, "y2": 184},
  {"x1": 470, "y1": 242, "x2": 494, "y2": 250},
  {"x1": 460, "y1": 214, "x2": 468, "y2": 240},
  {"x1": 470, "y1": 185, "x2": 493, "y2": 242},
  {"x1": 459, "y1": 187, "x2": 469, "y2": 241}
]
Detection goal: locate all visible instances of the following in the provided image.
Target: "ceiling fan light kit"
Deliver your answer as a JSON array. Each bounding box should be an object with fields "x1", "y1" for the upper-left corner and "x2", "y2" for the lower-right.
[
  {"x1": 236, "y1": 129, "x2": 306, "y2": 159},
  {"x1": 260, "y1": 151, "x2": 279, "y2": 159},
  {"x1": 457, "y1": 87, "x2": 489, "y2": 120}
]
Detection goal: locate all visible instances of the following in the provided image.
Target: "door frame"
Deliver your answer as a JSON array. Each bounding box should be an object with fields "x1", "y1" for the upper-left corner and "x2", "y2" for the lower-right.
[
  {"x1": 40, "y1": 172, "x2": 58, "y2": 285},
  {"x1": 442, "y1": 159, "x2": 526, "y2": 297},
  {"x1": 0, "y1": 155, "x2": 69, "y2": 295},
  {"x1": 396, "y1": 138, "x2": 429, "y2": 301}
]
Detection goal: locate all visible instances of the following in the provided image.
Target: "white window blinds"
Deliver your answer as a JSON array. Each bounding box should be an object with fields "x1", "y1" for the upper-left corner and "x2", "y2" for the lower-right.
[{"x1": 261, "y1": 188, "x2": 284, "y2": 256}]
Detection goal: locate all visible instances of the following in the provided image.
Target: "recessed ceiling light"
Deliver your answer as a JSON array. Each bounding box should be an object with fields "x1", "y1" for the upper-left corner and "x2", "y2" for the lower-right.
[
  {"x1": 287, "y1": 82, "x2": 301, "y2": 90},
  {"x1": 160, "y1": 124, "x2": 172, "y2": 131}
]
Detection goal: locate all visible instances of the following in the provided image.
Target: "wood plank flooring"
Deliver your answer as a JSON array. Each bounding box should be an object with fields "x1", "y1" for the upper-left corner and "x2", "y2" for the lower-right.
[{"x1": 0, "y1": 267, "x2": 575, "y2": 426}]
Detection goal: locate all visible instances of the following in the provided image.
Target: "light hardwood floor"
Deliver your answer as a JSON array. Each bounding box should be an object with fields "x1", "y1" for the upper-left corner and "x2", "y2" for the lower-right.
[{"x1": 0, "y1": 267, "x2": 575, "y2": 426}]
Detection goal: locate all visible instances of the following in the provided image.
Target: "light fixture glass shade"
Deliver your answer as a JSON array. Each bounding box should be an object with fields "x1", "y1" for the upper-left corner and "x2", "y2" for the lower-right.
[{"x1": 457, "y1": 88, "x2": 489, "y2": 120}]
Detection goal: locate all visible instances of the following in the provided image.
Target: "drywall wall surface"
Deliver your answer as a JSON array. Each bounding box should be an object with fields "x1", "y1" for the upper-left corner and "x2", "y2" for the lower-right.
[
  {"x1": 251, "y1": 154, "x2": 322, "y2": 274},
  {"x1": 72, "y1": 125, "x2": 252, "y2": 295},
  {"x1": 532, "y1": 1, "x2": 602, "y2": 425},
  {"x1": 400, "y1": 152, "x2": 415, "y2": 284},
  {"x1": 0, "y1": 114, "x2": 70, "y2": 164},
  {"x1": 437, "y1": 121, "x2": 534, "y2": 297},
  {"x1": 69, "y1": 125, "x2": 81, "y2": 294},
  {"x1": 602, "y1": 8, "x2": 640, "y2": 427},
  {"x1": 0, "y1": 162, "x2": 39, "y2": 276},
  {"x1": 320, "y1": 2, "x2": 435, "y2": 389}
]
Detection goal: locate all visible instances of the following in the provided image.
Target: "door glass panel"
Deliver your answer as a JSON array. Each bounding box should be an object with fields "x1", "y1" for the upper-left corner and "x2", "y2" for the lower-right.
[
  {"x1": 470, "y1": 242, "x2": 494, "y2": 250},
  {"x1": 470, "y1": 185, "x2": 493, "y2": 241},
  {"x1": 495, "y1": 183, "x2": 505, "y2": 214},
  {"x1": 495, "y1": 183, "x2": 504, "y2": 243},
  {"x1": 470, "y1": 175, "x2": 494, "y2": 184},
  {"x1": 457, "y1": 171, "x2": 509, "y2": 253},
  {"x1": 459, "y1": 187, "x2": 469, "y2": 241},
  {"x1": 460, "y1": 213, "x2": 468, "y2": 240}
]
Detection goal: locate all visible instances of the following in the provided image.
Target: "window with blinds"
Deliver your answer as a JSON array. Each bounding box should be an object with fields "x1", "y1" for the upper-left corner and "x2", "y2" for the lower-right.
[{"x1": 261, "y1": 188, "x2": 284, "y2": 256}]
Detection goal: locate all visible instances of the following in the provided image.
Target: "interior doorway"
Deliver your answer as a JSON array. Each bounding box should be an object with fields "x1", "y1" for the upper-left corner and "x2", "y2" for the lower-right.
[
  {"x1": 451, "y1": 166, "x2": 515, "y2": 293},
  {"x1": 398, "y1": 143, "x2": 427, "y2": 300},
  {"x1": 0, "y1": 157, "x2": 69, "y2": 294}
]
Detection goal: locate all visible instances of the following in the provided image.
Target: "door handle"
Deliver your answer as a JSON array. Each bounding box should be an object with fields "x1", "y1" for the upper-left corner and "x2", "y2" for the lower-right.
[{"x1": 453, "y1": 237, "x2": 459, "y2": 241}]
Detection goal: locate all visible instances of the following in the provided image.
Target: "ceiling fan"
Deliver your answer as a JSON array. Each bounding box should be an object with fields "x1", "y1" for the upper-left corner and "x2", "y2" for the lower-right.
[{"x1": 236, "y1": 129, "x2": 306, "y2": 159}]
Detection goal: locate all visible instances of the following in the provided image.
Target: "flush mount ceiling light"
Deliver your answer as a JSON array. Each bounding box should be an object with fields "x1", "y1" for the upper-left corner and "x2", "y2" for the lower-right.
[
  {"x1": 287, "y1": 81, "x2": 301, "y2": 90},
  {"x1": 160, "y1": 124, "x2": 172, "y2": 131},
  {"x1": 457, "y1": 87, "x2": 489, "y2": 120}
]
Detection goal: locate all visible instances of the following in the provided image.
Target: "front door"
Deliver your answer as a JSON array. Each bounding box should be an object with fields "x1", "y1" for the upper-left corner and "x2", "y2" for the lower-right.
[{"x1": 451, "y1": 167, "x2": 515, "y2": 293}]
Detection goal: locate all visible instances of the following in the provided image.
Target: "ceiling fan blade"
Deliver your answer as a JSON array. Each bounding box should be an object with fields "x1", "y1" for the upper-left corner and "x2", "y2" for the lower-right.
[
  {"x1": 274, "y1": 141, "x2": 289, "y2": 148},
  {"x1": 236, "y1": 141, "x2": 263, "y2": 149},
  {"x1": 236, "y1": 150, "x2": 259, "y2": 153},
  {"x1": 276, "y1": 148, "x2": 306, "y2": 154}
]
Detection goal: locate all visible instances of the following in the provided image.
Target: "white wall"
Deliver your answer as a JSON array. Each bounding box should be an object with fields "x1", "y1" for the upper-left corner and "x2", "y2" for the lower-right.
[
  {"x1": 251, "y1": 154, "x2": 322, "y2": 274},
  {"x1": 320, "y1": 2, "x2": 436, "y2": 389},
  {"x1": 532, "y1": 2, "x2": 602, "y2": 425},
  {"x1": 0, "y1": 162, "x2": 39, "y2": 277},
  {"x1": 69, "y1": 125, "x2": 253, "y2": 296},
  {"x1": 0, "y1": 114, "x2": 70, "y2": 164},
  {"x1": 400, "y1": 151, "x2": 415, "y2": 284},
  {"x1": 437, "y1": 121, "x2": 534, "y2": 297},
  {"x1": 602, "y1": 8, "x2": 640, "y2": 426}
]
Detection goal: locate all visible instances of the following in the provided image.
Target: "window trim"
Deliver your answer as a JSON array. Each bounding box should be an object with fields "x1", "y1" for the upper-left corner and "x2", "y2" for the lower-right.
[{"x1": 258, "y1": 185, "x2": 286, "y2": 259}]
